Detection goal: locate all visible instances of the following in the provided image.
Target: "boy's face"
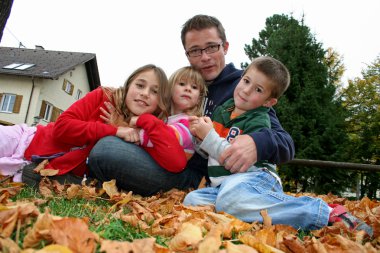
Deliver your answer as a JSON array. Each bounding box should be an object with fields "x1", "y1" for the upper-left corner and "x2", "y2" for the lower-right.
[{"x1": 233, "y1": 67, "x2": 277, "y2": 114}]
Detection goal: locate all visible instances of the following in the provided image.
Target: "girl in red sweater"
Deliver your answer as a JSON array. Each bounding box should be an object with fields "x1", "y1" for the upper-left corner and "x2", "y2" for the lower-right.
[
  {"x1": 0, "y1": 64, "x2": 185, "y2": 182},
  {"x1": 115, "y1": 66, "x2": 207, "y2": 173}
]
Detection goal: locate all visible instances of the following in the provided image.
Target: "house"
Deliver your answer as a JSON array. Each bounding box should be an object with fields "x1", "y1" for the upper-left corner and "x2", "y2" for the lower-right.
[{"x1": 0, "y1": 46, "x2": 101, "y2": 126}]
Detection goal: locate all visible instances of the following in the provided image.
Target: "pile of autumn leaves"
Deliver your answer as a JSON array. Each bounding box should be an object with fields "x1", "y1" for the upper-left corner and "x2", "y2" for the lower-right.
[{"x1": 0, "y1": 178, "x2": 380, "y2": 253}]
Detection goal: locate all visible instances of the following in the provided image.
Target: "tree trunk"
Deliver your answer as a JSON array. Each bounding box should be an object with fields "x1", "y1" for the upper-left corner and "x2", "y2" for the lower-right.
[{"x1": 0, "y1": 0, "x2": 14, "y2": 42}]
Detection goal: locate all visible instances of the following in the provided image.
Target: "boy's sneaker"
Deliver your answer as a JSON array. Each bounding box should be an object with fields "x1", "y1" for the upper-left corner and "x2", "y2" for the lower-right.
[{"x1": 328, "y1": 204, "x2": 373, "y2": 237}]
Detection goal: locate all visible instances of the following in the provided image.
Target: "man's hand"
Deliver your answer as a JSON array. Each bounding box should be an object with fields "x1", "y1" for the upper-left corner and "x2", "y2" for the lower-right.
[
  {"x1": 189, "y1": 116, "x2": 213, "y2": 140},
  {"x1": 219, "y1": 135, "x2": 257, "y2": 173}
]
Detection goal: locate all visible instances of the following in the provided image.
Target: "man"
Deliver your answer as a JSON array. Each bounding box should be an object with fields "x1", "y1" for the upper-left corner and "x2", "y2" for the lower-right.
[{"x1": 23, "y1": 15, "x2": 294, "y2": 195}]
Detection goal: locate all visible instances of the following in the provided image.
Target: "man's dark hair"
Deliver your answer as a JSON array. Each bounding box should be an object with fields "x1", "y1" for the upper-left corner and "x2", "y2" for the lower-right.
[{"x1": 181, "y1": 14, "x2": 226, "y2": 48}]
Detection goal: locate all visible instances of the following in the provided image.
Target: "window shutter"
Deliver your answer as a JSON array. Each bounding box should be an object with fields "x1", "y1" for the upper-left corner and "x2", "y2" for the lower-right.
[
  {"x1": 0, "y1": 93, "x2": 3, "y2": 102},
  {"x1": 39, "y1": 100, "x2": 47, "y2": 118},
  {"x1": 62, "y1": 80, "x2": 67, "y2": 91},
  {"x1": 13, "y1": 95, "x2": 23, "y2": 113},
  {"x1": 51, "y1": 106, "x2": 61, "y2": 122},
  {"x1": 69, "y1": 83, "x2": 74, "y2": 95}
]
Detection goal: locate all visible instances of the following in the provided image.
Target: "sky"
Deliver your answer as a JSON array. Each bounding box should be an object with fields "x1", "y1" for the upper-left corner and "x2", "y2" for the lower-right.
[{"x1": 1, "y1": 0, "x2": 379, "y2": 88}]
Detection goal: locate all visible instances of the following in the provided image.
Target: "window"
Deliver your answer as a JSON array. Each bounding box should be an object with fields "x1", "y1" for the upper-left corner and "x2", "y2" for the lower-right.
[
  {"x1": 43, "y1": 103, "x2": 53, "y2": 121},
  {"x1": 75, "y1": 89, "x2": 82, "y2": 100},
  {"x1": 39, "y1": 100, "x2": 63, "y2": 123},
  {"x1": 3, "y1": 63, "x2": 35, "y2": 70},
  {"x1": 0, "y1": 93, "x2": 22, "y2": 113},
  {"x1": 0, "y1": 94, "x2": 15, "y2": 112},
  {"x1": 62, "y1": 79, "x2": 74, "y2": 95}
]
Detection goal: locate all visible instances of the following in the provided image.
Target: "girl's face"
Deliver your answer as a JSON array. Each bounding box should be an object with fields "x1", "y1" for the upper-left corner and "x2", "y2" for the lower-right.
[
  {"x1": 171, "y1": 78, "x2": 201, "y2": 114},
  {"x1": 126, "y1": 69, "x2": 160, "y2": 116}
]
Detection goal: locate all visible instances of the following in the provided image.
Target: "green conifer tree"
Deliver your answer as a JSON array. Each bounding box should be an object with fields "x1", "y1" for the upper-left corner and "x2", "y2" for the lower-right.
[{"x1": 243, "y1": 14, "x2": 349, "y2": 194}]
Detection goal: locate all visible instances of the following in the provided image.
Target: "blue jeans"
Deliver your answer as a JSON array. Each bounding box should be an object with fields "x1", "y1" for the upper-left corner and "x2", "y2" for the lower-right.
[
  {"x1": 88, "y1": 136, "x2": 204, "y2": 196},
  {"x1": 183, "y1": 169, "x2": 330, "y2": 230}
]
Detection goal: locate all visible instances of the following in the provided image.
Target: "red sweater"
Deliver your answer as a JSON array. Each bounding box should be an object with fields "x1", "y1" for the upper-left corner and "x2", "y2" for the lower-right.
[
  {"x1": 24, "y1": 87, "x2": 187, "y2": 176},
  {"x1": 24, "y1": 87, "x2": 117, "y2": 176},
  {"x1": 136, "y1": 114, "x2": 187, "y2": 173}
]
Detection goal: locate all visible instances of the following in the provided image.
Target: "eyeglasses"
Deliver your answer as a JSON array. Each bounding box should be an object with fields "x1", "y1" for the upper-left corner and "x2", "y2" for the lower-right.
[{"x1": 186, "y1": 43, "x2": 223, "y2": 57}]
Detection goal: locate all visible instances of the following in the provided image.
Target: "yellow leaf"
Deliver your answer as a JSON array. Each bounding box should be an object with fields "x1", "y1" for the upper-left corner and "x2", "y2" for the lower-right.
[
  {"x1": 36, "y1": 244, "x2": 73, "y2": 253},
  {"x1": 40, "y1": 169, "x2": 59, "y2": 177},
  {"x1": 102, "y1": 179, "x2": 119, "y2": 198}
]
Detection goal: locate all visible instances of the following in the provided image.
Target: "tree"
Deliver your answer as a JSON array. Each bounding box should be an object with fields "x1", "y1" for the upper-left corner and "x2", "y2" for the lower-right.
[
  {"x1": 324, "y1": 47, "x2": 345, "y2": 90},
  {"x1": 0, "y1": 0, "x2": 13, "y2": 42},
  {"x1": 340, "y1": 56, "x2": 380, "y2": 198},
  {"x1": 243, "y1": 14, "x2": 349, "y2": 194}
]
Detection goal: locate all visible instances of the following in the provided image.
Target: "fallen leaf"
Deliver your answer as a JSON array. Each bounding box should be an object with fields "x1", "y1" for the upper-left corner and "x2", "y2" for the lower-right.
[{"x1": 169, "y1": 222, "x2": 203, "y2": 251}]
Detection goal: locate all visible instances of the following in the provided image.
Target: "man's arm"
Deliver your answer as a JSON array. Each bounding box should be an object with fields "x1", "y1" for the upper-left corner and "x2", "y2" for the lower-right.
[
  {"x1": 251, "y1": 108, "x2": 294, "y2": 164},
  {"x1": 220, "y1": 108, "x2": 294, "y2": 172}
]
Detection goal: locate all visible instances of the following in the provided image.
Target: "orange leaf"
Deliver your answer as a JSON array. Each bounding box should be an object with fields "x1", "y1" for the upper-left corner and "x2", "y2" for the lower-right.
[
  {"x1": 50, "y1": 217, "x2": 99, "y2": 253},
  {"x1": 169, "y1": 222, "x2": 203, "y2": 251},
  {"x1": 100, "y1": 238, "x2": 157, "y2": 253}
]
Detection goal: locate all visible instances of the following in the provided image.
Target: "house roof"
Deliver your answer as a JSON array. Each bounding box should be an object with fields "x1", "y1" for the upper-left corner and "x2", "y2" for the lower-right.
[{"x1": 0, "y1": 46, "x2": 101, "y2": 90}]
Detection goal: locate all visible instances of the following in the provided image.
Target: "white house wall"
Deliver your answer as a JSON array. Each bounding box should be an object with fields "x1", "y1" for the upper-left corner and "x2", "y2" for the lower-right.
[
  {"x1": 36, "y1": 64, "x2": 91, "y2": 126},
  {"x1": 1, "y1": 63, "x2": 92, "y2": 126},
  {"x1": 0, "y1": 74, "x2": 36, "y2": 125}
]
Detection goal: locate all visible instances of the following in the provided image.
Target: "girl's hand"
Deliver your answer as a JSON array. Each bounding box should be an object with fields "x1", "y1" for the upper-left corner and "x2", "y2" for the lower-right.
[
  {"x1": 116, "y1": 126, "x2": 140, "y2": 144},
  {"x1": 100, "y1": 102, "x2": 128, "y2": 127},
  {"x1": 129, "y1": 116, "x2": 139, "y2": 128},
  {"x1": 190, "y1": 116, "x2": 213, "y2": 140}
]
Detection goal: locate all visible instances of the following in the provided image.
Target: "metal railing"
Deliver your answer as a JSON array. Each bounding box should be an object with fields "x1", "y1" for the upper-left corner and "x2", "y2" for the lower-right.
[{"x1": 285, "y1": 159, "x2": 380, "y2": 172}]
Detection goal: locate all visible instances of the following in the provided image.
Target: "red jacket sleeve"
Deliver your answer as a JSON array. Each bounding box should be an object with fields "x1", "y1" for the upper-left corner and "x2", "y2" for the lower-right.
[
  {"x1": 52, "y1": 87, "x2": 117, "y2": 146},
  {"x1": 136, "y1": 114, "x2": 187, "y2": 173}
]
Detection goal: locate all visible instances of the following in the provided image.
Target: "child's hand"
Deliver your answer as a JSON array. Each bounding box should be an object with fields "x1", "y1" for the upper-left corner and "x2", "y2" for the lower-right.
[
  {"x1": 189, "y1": 116, "x2": 200, "y2": 136},
  {"x1": 116, "y1": 126, "x2": 140, "y2": 144},
  {"x1": 190, "y1": 116, "x2": 213, "y2": 140},
  {"x1": 100, "y1": 102, "x2": 128, "y2": 127},
  {"x1": 129, "y1": 116, "x2": 139, "y2": 128}
]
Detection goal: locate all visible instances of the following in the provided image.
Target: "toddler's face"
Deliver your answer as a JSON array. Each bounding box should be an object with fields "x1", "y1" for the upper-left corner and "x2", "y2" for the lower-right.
[{"x1": 171, "y1": 78, "x2": 201, "y2": 114}]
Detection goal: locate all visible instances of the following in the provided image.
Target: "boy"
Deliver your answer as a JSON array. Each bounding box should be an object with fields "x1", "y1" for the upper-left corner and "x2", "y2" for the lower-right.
[{"x1": 184, "y1": 56, "x2": 373, "y2": 236}]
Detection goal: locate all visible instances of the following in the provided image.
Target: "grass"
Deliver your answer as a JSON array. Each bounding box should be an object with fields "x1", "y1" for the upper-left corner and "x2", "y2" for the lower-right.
[{"x1": 10, "y1": 186, "x2": 165, "y2": 251}]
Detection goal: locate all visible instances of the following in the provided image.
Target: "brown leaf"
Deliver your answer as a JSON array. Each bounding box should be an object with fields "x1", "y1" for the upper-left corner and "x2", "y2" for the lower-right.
[
  {"x1": 0, "y1": 235, "x2": 20, "y2": 253},
  {"x1": 322, "y1": 234, "x2": 368, "y2": 253},
  {"x1": 260, "y1": 209, "x2": 272, "y2": 228},
  {"x1": 224, "y1": 241, "x2": 259, "y2": 253},
  {"x1": 100, "y1": 238, "x2": 157, "y2": 253},
  {"x1": 0, "y1": 206, "x2": 18, "y2": 237},
  {"x1": 40, "y1": 169, "x2": 59, "y2": 177},
  {"x1": 169, "y1": 222, "x2": 203, "y2": 251},
  {"x1": 281, "y1": 234, "x2": 306, "y2": 253},
  {"x1": 50, "y1": 217, "x2": 99, "y2": 253},
  {"x1": 198, "y1": 224, "x2": 223, "y2": 253},
  {"x1": 102, "y1": 179, "x2": 119, "y2": 198},
  {"x1": 39, "y1": 178, "x2": 54, "y2": 198},
  {"x1": 66, "y1": 184, "x2": 81, "y2": 199},
  {"x1": 33, "y1": 159, "x2": 49, "y2": 173},
  {"x1": 23, "y1": 210, "x2": 56, "y2": 248}
]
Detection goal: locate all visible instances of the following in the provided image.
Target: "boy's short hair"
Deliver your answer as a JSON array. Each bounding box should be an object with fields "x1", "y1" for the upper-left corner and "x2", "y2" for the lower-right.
[
  {"x1": 181, "y1": 14, "x2": 226, "y2": 48},
  {"x1": 244, "y1": 56, "x2": 290, "y2": 99}
]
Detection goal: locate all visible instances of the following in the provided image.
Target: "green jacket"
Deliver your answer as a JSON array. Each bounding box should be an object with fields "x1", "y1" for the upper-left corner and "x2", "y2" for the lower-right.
[{"x1": 198, "y1": 98, "x2": 278, "y2": 187}]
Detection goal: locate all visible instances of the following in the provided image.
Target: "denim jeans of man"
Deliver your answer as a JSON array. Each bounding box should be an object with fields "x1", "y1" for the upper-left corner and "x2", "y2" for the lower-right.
[
  {"x1": 183, "y1": 169, "x2": 330, "y2": 230},
  {"x1": 88, "y1": 136, "x2": 204, "y2": 196}
]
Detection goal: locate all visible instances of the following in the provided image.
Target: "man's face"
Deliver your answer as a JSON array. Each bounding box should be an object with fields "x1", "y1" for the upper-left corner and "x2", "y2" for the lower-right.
[{"x1": 184, "y1": 27, "x2": 229, "y2": 82}]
